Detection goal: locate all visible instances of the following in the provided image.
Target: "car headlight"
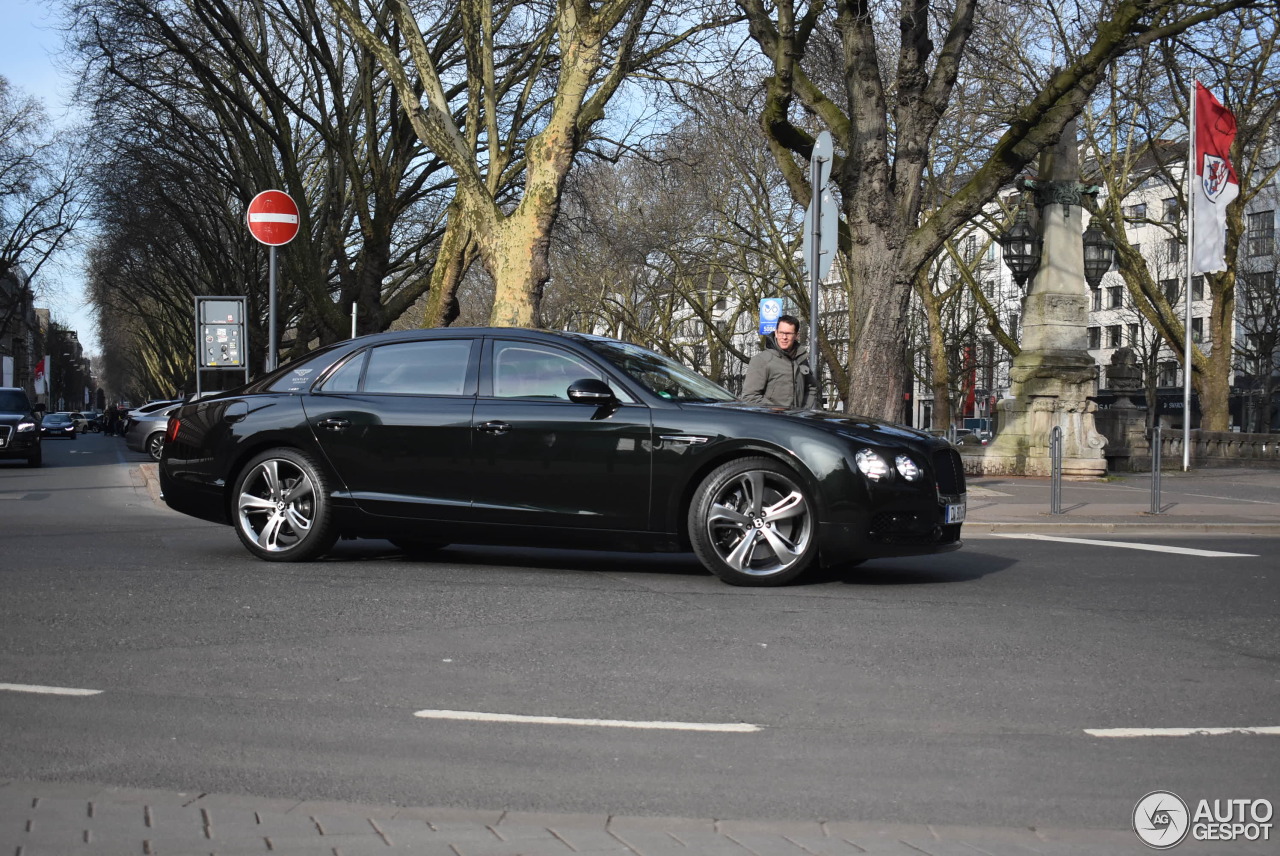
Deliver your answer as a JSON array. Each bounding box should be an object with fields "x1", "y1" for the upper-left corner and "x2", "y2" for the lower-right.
[
  {"x1": 894, "y1": 454, "x2": 923, "y2": 481},
  {"x1": 17, "y1": 420, "x2": 36, "y2": 433},
  {"x1": 854, "y1": 448, "x2": 891, "y2": 481}
]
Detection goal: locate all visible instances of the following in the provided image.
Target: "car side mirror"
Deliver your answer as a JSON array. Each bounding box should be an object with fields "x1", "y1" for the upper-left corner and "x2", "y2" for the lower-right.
[{"x1": 566, "y1": 378, "x2": 616, "y2": 405}]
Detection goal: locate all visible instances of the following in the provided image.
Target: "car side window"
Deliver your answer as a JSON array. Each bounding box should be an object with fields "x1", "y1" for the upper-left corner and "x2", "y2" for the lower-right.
[
  {"x1": 362, "y1": 340, "x2": 474, "y2": 396},
  {"x1": 492, "y1": 341, "x2": 631, "y2": 402},
  {"x1": 320, "y1": 351, "x2": 366, "y2": 393}
]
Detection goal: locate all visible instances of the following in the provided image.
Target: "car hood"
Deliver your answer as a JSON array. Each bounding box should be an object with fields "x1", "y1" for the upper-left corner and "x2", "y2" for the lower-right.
[
  {"x1": 690, "y1": 401, "x2": 939, "y2": 446},
  {"x1": 0, "y1": 411, "x2": 34, "y2": 420}
]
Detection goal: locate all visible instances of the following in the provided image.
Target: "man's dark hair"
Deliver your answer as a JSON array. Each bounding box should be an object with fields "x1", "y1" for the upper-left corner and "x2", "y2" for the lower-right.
[{"x1": 776, "y1": 314, "x2": 800, "y2": 330}]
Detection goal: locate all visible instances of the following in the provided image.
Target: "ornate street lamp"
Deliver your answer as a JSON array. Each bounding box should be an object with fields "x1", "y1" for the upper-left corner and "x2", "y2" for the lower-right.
[
  {"x1": 999, "y1": 198, "x2": 1042, "y2": 291},
  {"x1": 1082, "y1": 215, "x2": 1115, "y2": 290}
]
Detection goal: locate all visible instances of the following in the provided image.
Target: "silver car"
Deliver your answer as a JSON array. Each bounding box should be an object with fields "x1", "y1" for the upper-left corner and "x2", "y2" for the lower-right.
[{"x1": 125, "y1": 404, "x2": 180, "y2": 461}]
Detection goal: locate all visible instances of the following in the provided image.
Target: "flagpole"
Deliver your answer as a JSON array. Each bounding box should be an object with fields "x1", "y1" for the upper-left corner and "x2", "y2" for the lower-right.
[{"x1": 1183, "y1": 82, "x2": 1196, "y2": 472}]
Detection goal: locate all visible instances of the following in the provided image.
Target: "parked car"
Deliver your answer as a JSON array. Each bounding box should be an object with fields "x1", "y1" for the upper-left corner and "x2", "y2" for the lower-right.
[
  {"x1": 125, "y1": 404, "x2": 180, "y2": 461},
  {"x1": 0, "y1": 387, "x2": 42, "y2": 467},
  {"x1": 67, "y1": 411, "x2": 92, "y2": 433},
  {"x1": 121, "y1": 399, "x2": 181, "y2": 434},
  {"x1": 159, "y1": 328, "x2": 966, "y2": 586},
  {"x1": 41, "y1": 412, "x2": 77, "y2": 440}
]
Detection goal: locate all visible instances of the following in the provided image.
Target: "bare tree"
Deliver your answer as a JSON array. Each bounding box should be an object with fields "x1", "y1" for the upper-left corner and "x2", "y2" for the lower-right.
[{"x1": 329, "y1": 0, "x2": 733, "y2": 329}]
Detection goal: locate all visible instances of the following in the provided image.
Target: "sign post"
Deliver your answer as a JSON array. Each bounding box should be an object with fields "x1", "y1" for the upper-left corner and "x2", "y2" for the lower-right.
[
  {"x1": 805, "y1": 131, "x2": 834, "y2": 407},
  {"x1": 246, "y1": 190, "x2": 301, "y2": 371}
]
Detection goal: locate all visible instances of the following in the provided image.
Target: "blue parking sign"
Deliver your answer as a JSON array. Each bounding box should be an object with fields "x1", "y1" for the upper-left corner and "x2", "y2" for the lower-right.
[{"x1": 759, "y1": 298, "x2": 784, "y2": 334}]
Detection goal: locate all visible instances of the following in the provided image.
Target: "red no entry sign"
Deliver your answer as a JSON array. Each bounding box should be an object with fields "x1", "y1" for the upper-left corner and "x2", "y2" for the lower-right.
[{"x1": 246, "y1": 190, "x2": 300, "y2": 246}]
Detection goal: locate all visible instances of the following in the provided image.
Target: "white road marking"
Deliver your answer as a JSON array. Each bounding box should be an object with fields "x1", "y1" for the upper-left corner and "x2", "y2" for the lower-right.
[
  {"x1": 1086, "y1": 727, "x2": 1280, "y2": 738},
  {"x1": 991, "y1": 533, "x2": 1257, "y2": 557},
  {"x1": 0, "y1": 682, "x2": 103, "y2": 696},
  {"x1": 414, "y1": 709, "x2": 761, "y2": 732}
]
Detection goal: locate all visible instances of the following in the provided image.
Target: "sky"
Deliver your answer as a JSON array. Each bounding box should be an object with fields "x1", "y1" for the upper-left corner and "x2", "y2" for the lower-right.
[{"x1": 2, "y1": 0, "x2": 100, "y2": 354}]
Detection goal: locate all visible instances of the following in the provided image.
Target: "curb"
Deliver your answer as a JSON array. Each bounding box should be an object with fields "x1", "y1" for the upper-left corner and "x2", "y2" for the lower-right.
[{"x1": 966, "y1": 521, "x2": 1280, "y2": 535}]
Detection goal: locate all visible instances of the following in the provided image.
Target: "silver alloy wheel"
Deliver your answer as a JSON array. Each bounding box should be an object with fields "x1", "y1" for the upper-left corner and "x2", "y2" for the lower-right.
[
  {"x1": 146, "y1": 432, "x2": 164, "y2": 461},
  {"x1": 237, "y1": 458, "x2": 318, "y2": 553},
  {"x1": 703, "y1": 469, "x2": 812, "y2": 577}
]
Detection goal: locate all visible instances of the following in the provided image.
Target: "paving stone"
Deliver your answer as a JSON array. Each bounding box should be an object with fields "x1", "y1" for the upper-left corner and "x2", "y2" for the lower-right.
[
  {"x1": 720, "y1": 831, "x2": 828, "y2": 855},
  {"x1": 541, "y1": 826, "x2": 634, "y2": 853}
]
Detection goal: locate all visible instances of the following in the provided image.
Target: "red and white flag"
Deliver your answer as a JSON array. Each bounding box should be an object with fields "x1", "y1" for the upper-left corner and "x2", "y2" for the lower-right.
[
  {"x1": 33, "y1": 356, "x2": 47, "y2": 395},
  {"x1": 1192, "y1": 82, "x2": 1238, "y2": 274}
]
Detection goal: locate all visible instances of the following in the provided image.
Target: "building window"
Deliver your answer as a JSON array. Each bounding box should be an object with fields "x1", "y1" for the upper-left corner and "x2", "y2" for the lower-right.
[
  {"x1": 1108, "y1": 325, "x2": 1122, "y2": 348},
  {"x1": 1161, "y1": 279, "x2": 1178, "y2": 303},
  {"x1": 1125, "y1": 202, "x2": 1147, "y2": 221},
  {"x1": 1163, "y1": 198, "x2": 1179, "y2": 222},
  {"x1": 1007, "y1": 312, "x2": 1020, "y2": 338},
  {"x1": 1165, "y1": 237, "x2": 1180, "y2": 264},
  {"x1": 1247, "y1": 210, "x2": 1274, "y2": 257},
  {"x1": 1191, "y1": 317, "x2": 1204, "y2": 343},
  {"x1": 1128, "y1": 323, "x2": 1139, "y2": 345},
  {"x1": 1088, "y1": 326, "x2": 1101, "y2": 349},
  {"x1": 1108, "y1": 286, "x2": 1123, "y2": 309},
  {"x1": 1092, "y1": 288, "x2": 1102, "y2": 311},
  {"x1": 1192, "y1": 275, "x2": 1204, "y2": 301},
  {"x1": 1158, "y1": 360, "x2": 1178, "y2": 386}
]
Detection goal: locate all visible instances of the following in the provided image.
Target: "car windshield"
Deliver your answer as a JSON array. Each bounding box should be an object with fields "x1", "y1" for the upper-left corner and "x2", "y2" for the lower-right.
[
  {"x1": 46, "y1": 414, "x2": 70, "y2": 423},
  {"x1": 579, "y1": 338, "x2": 737, "y2": 403},
  {"x1": 0, "y1": 391, "x2": 32, "y2": 411}
]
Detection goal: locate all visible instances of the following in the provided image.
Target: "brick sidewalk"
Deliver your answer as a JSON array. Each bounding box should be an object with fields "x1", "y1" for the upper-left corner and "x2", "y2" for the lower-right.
[{"x1": 6, "y1": 778, "x2": 1216, "y2": 856}]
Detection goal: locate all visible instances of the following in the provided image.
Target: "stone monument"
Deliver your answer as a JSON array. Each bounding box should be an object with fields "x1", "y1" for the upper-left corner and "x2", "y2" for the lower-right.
[
  {"x1": 975, "y1": 119, "x2": 1108, "y2": 477},
  {"x1": 1094, "y1": 347, "x2": 1152, "y2": 471}
]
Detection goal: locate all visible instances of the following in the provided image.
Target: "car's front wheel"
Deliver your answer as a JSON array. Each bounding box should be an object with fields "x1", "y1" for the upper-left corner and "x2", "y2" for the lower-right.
[
  {"x1": 689, "y1": 456, "x2": 818, "y2": 586},
  {"x1": 146, "y1": 431, "x2": 164, "y2": 461},
  {"x1": 233, "y1": 449, "x2": 337, "y2": 562}
]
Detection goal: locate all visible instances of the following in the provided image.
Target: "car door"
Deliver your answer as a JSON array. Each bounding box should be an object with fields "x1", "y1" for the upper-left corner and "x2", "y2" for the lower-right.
[
  {"x1": 470, "y1": 337, "x2": 653, "y2": 530},
  {"x1": 305, "y1": 337, "x2": 478, "y2": 520}
]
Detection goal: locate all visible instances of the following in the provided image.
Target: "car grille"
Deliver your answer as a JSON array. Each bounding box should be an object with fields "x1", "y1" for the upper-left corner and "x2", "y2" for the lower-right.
[
  {"x1": 0, "y1": 426, "x2": 11, "y2": 447},
  {"x1": 933, "y1": 448, "x2": 965, "y2": 495}
]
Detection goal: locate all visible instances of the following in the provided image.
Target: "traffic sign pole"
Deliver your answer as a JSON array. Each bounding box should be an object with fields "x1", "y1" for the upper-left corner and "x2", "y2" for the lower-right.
[
  {"x1": 268, "y1": 247, "x2": 279, "y2": 372},
  {"x1": 807, "y1": 131, "x2": 832, "y2": 408},
  {"x1": 246, "y1": 190, "x2": 301, "y2": 374}
]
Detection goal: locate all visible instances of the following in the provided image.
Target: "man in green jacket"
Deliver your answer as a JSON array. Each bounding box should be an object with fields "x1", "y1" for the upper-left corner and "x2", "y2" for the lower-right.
[{"x1": 741, "y1": 314, "x2": 817, "y2": 409}]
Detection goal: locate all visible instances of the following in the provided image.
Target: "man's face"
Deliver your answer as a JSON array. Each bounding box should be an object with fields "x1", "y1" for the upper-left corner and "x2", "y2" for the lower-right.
[{"x1": 774, "y1": 323, "x2": 797, "y2": 348}]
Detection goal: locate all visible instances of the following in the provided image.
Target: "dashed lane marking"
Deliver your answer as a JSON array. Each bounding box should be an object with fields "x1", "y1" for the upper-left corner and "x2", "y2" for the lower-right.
[
  {"x1": 414, "y1": 709, "x2": 761, "y2": 732},
  {"x1": 991, "y1": 533, "x2": 1257, "y2": 557},
  {"x1": 0, "y1": 683, "x2": 103, "y2": 696},
  {"x1": 1086, "y1": 727, "x2": 1280, "y2": 738}
]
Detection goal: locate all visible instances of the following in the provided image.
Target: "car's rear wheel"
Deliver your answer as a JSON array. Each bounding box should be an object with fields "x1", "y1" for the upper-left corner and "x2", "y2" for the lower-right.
[
  {"x1": 233, "y1": 449, "x2": 337, "y2": 562},
  {"x1": 146, "y1": 431, "x2": 164, "y2": 461},
  {"x1": 689, "y1": 457, "x2": 818, "y2": 586}
]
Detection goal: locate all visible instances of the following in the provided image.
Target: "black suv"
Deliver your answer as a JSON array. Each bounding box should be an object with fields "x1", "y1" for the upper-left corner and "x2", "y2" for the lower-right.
[{"x1": 0, "y1": 387, "x2": 43, "y2": 467}]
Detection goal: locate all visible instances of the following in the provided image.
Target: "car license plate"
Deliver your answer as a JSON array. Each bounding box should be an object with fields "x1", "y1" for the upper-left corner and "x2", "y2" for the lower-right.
[{"x1": 945, "y1": 500, "x2": 965, "y2": 524}]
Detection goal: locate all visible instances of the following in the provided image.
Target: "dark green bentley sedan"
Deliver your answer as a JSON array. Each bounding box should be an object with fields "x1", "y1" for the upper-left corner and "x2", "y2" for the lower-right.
[{"x1": 159, "y1": 328, "x2": 964, "y2": 586}]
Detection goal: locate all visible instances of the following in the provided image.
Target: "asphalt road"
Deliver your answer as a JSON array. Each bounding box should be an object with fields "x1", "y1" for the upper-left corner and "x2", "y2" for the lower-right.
[{"x1": 1, "y1": 432, "x2": 1277, "y2": 833}]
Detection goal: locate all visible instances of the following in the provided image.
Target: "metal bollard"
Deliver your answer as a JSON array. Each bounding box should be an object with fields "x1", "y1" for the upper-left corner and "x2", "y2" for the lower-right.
[
  {"x1": 1150, "y1": 425, "x2": 1162, "y2": 515},
  {"x1": 1049, "y1": 425, "x2": 1063, "y2": 514}
]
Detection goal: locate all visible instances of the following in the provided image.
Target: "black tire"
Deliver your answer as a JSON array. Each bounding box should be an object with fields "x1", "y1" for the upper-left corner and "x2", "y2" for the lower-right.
[
  {"x1": 232, "y1": 448, "x2": 337, "y2": 562},
  {"x1": 688, "y1": 456, "x2": 818, "y2": 586},
  {"x1": 146, "y1": 431, "x2": 164, "y2": 461},
  {"x1": 390, "y1": 538, "x2": 451, "y2": 557}
]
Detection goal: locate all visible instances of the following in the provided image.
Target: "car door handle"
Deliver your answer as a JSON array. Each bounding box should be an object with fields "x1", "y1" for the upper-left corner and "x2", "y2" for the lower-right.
[
  {"x1": 317, "y1": 418, "x2": 351, "y2": 431},
  {"x1": 477, "y1": 421, "x2": 510, "y2": 435}
]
